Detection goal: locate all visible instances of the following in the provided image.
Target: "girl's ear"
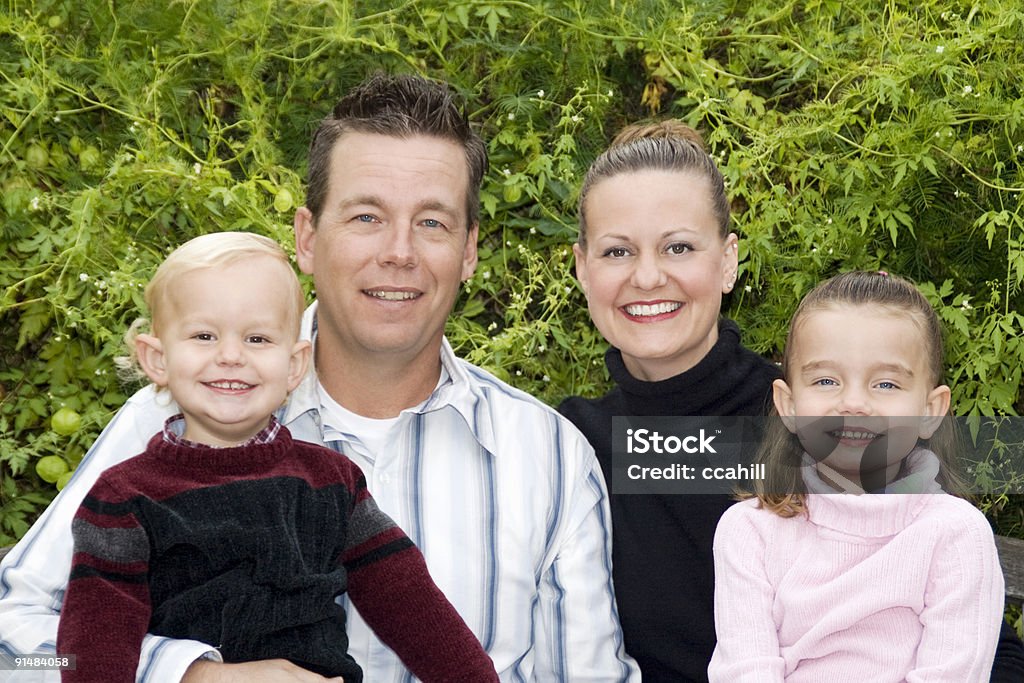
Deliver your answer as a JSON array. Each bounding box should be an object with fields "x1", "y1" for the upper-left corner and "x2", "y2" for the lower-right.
[
  {"x1": 572, "y1": 242, "x2": 590, "y2": 297},
  {"x1": 135, "y1": 334, "x2": 168, "y2": 387},
  {"x1": 919, "y1": 384, "x2": 952, "y2": 439},
  {"x1": 287, "y1": 340, "x2": 312, "y2": 393},
  {"x1": 772, "y1": 378, "x2": 797, "y2": 433}
]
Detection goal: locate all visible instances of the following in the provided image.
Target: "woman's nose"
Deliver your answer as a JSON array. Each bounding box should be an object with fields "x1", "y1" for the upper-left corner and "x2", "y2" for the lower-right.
[{"x1": 630, "y1": 253, "x2": 667, "y2": 290}]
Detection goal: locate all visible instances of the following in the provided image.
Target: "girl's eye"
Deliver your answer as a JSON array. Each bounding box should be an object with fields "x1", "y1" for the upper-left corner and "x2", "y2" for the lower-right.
[
  {"x1": 876, "y1": 381, "x2": 899, "y2": 390},
  {"x1": 603, "y1": 246, "x2": 630, "y2": 258},
  {"x1": 814, "y1": 378, "x2": 838, "y2": 387},
  {"x1": 667, "y1": 242, "x2": 692, "y2": 255}
]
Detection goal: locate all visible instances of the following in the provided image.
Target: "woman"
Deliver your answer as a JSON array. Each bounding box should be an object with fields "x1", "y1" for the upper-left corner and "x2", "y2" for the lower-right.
[
  {"x1": 558, "y1": 120, "x2": 780, "y2": 681},
  {"x1": 559, "y1": 121, "x2": 1024, "y2": 682}
]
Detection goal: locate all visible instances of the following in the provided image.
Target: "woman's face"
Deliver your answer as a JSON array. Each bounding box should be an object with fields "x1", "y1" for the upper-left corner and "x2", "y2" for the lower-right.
[{"x1": 575, "y1": 169, "x2": 738, "y2": 382}]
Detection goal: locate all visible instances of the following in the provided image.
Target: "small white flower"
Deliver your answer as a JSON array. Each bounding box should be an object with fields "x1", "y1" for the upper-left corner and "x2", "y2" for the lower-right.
[
  {"x1": 488, "y1": 322, "x2": 497, "y2": 331},
  {"x1": 502, "y1": 167, "x2": 511, "y2": 176},
  {"x1": 954, "y1": 189, "x2": 961, "y2": 198},
  {"x1": 79, "y1": 273, "x2": 89, "y2": 282},
  {"x1": 571, "y1": 114, "x2": 581, "y2": 123},
  {"x1": 483, "y1": 271, "x2": 491, "y2": 279},
  {"x1": 607, "y1": 89, "x2": 614, "y2": 97},
  {"x1": 936, "y1": 45, "x2": 945, "y2": 54},
  {"x1": 542, "y1": 375, "x2": 551, "y2": 382},
  {"x1": 811, "y1": 247, "x2": 818, "y2": 253},
  {"x1": 506, "y1": 240, "x2": 512, "y2": 247},
  {"x1": 826, "y1": 217, "x2": 833, "y2": 224},
  {"x1": 507, "y1": 113, "x2": 515, "y2": 121},
  {"x1": 193, "y1": 162, "x2": 202, "y2": 175},
  {"x1": 1017, "y1": 145, "x2": 1023, "y2": 153},
  {"x1": 30, "y1": 196, "x2": 41, "y2": 211},
  {"x1": 538, "y1": 344, "x2": 546, "y2": 353},
  {"x1": 962, "y1": 85, "x2": 973, "y2": 95},
  {"x1": 744, "y1": 285, "x2": 753, "y2": 293},
  {"x1": 537, "y1": 89, "x2": 545, "y2": 98},
  {"x1": 54, "y1": 335, "x2": 62, "y2": 342},
  {"x1": 516, "y1": 370, "x2": 522, "y2": 376},
  {"x1": 529, "y1": 227, "x2": 536, "y2": 235},
  {"x1": 53, "y1": 115, "x2": 61, "y2": 123},
  {"x1": 564, "y1": 286, "x2": 571, "y2": 294}
]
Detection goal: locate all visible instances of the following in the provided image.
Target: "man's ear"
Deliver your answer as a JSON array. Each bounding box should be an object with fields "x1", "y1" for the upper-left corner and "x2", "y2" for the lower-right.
[
  {"x1": 919, "y1": 384, "x2": 952, "y2": 439},
  {"x1": 288, "y1": 340, "x2": 312, "y2": 393},
  {"x1": 573, "y1": 242, "x2": 589, "y2": 297},
  {"x1": 294, "y1": 207, "x2": 316, "y2": 276},
  {"x1": 772, "y1": 378, "x2": 797, "y2": 433},
  {"x1": 135, "y1": 333, "x2": 169, "y2": 387},
  {"x1": 460, "y1": 223, "x2": 479, "y2": 282}
]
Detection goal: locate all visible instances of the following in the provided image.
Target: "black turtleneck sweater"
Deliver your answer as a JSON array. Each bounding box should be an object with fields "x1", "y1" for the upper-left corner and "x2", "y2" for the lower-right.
[{"x1": 559, "y1": 319, "x2": 779, "y2": 682}]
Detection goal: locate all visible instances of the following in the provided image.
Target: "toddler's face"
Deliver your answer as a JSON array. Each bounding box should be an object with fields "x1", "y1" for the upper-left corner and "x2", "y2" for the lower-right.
[
  {"x1": 140, "y1": 256, "x2": 309, "y2": 447},
  {"x1": 773, "y1": 305, "x2": 950, "y2": 491}
]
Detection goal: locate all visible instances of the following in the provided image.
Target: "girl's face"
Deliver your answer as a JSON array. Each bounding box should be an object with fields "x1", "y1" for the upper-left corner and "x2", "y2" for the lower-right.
[
  {"x1": 574, "y1": 170, "x2": 738, "y2": 382},
  {"x1": 772, "y1": 304, "x2": 951, "y2": 490}
]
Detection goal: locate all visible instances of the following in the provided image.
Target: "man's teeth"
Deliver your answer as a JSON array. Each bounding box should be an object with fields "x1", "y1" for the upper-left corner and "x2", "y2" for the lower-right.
[
  {"x1": 834, "y1": 430, "x2": 876, "y2": 440},
  {"x1": 624, "y1": 302, "x2": 682, "y2": 317},
  {"x1": 208, "y1": 381, "x2": 252, "y2": 390},
  {"x1": 368, "y1": 290, "x2": 417, "y2": 301}
]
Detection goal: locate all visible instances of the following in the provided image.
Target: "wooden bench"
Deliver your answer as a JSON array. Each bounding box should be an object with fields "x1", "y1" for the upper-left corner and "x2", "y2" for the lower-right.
[{"x1": 2, "y1": 537, "x2": 1024, "y2": 601}]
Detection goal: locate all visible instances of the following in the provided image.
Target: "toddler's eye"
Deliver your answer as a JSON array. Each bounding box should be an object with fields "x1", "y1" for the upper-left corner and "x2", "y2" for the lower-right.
[
  {"x1": 247, "y1": 335, "x2": 269, "y2": 344},
  {"x1": 192, "y1": 333, "x2": 214, "y2": 341}
]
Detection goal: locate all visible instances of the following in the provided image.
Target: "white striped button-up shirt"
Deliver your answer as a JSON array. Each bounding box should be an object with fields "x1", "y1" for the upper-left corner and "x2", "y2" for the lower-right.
[{"x1": 0, "y1": 303, "x2": 638, "y2": 682}]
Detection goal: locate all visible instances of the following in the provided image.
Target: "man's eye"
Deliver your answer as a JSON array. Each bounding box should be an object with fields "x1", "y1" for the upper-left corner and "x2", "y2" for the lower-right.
[
  {"x1": 355, "y1": 214, "x2": 376, "y2": 223},
  {"x1": 422, "y1": 218, "x2": 444, "y2": 229}
]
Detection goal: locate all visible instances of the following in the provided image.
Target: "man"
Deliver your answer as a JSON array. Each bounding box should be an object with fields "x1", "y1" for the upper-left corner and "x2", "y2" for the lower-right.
[{"x1": 0, "y1": 74, "x2": 638, "y2": 682}]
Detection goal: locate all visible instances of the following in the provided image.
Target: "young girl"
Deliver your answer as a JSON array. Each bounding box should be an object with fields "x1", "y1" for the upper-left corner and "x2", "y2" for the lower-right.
[{"x1": 708, "y1": 271, "x2": 1004, "y2": 682}]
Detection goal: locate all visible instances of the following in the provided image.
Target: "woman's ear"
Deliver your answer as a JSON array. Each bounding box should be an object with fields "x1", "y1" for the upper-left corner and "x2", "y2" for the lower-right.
[
  {"x1": 135, "y1": 334, "x2": 169, "y2": 387},
  {"x1": 721, "y1": 233, "x2": 739, "y2": 293},
  {"x1": 772, "y1": 378, "x2": 797, "y2": 433},
  {"x1": 919, "y1": 384, "x2": 952, "y2": 439},
  {"x1": 288, "y1": 340, "x2": 312, "y2": 393},
  {"x1": 572, "y1": 242, "x2": 590, "y2": 297}
]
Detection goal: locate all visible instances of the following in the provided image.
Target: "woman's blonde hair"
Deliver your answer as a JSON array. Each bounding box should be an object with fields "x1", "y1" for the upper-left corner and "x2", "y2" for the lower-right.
[
  {"x1": 748, "y1": 271, "x2": 967, "y2": 517},
  {"x1": 577, "y1": 119, "x2": 729, "y2": 246},
  {"x1": 116, "y1": 232, "x2": 305, "y2": 383}
]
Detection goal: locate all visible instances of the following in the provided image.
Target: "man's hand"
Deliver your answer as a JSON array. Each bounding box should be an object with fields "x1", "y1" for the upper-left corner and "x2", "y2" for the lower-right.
[{"x1": 182, "y1": 659, "x2": 344, "y2": 683}]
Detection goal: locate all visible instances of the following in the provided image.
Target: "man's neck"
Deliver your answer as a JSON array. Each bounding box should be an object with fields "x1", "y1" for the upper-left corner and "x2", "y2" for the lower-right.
[{"x1": 314, "y1": 342, "x2": 443, "y2": 419}]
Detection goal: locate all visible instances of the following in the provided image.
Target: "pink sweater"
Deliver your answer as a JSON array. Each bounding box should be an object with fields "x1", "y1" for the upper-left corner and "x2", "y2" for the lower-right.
[{"x1": 709, "y1": 494, "x2": 1004, "y2": 682}]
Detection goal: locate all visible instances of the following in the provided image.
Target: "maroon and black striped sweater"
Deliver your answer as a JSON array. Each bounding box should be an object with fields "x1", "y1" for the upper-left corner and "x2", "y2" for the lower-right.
[{"x1": 57, "y1": 426, "x2": 497, "y2": 682}]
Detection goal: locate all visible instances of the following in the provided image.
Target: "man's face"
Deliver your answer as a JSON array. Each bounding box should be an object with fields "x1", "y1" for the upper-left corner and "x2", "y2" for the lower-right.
[{"x1": 295, "y1": 132, "x2": 478, "y2": 369}]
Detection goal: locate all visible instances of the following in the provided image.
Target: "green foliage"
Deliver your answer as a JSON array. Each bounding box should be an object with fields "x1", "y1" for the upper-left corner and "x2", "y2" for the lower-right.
[{"x1": 2, "y1": 0, "x2": 1022, "y2": 541}]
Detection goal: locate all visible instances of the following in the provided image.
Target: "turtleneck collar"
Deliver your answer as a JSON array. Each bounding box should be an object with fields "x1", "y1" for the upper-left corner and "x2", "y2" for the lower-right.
[{"x1": 604, "y1": 319, "x2": 777, "y2": 417}]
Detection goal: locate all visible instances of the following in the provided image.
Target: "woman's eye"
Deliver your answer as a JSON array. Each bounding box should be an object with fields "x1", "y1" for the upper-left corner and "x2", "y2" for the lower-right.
[
  {"x1": 667, "y1": 242, "x2": 692, "y2": 255},
  {"x1": 603, "y1": 247, "x2": 630, "y2": 258}
]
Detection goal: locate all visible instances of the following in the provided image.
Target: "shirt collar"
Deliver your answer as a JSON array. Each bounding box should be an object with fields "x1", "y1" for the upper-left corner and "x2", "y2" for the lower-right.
[
  {"x1": 280, "y1": 301, "x2": 497, "y2": 455},
  {"x1": 162, "y1": 414, "x2": 281, "y2": 449}
]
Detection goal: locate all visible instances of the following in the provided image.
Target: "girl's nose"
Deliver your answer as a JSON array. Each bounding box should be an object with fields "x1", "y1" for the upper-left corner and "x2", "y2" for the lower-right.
[{"x1": 837, "y1": 387, "x2": 871, "y2": 415}]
